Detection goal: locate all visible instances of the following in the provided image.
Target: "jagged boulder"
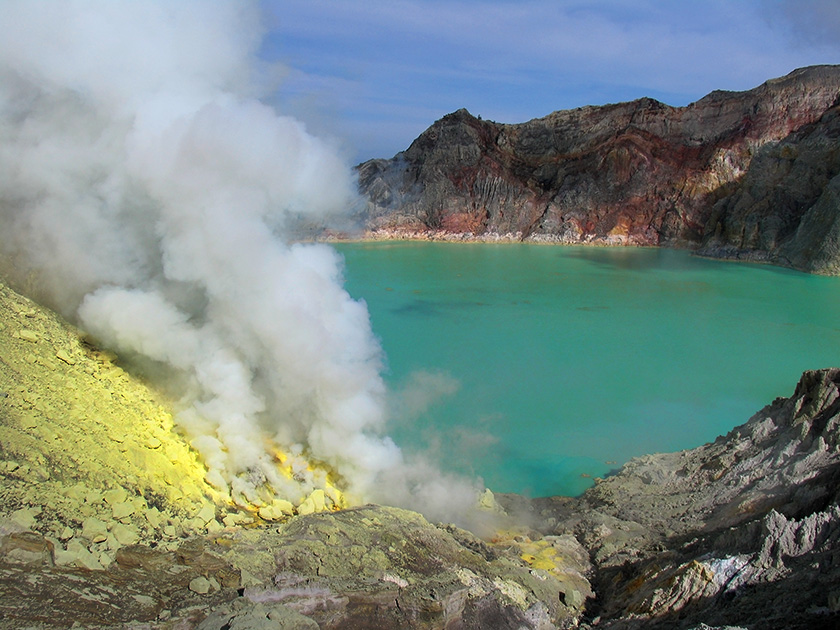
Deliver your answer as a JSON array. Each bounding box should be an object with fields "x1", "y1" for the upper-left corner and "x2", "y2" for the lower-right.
[{"x1": 537, "y1": 368, "x2": 840, "y2": 629}]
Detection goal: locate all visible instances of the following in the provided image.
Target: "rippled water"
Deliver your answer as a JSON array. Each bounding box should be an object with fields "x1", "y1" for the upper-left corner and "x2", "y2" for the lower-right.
[{"x1": 334, "y1": 242, "x2": 840, "y2": 496}]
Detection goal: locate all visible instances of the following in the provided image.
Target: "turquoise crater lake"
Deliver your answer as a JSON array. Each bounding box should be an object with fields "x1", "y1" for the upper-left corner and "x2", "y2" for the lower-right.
[{"x1": 334, "y1": 242, "x2": 840, "y2": 497}]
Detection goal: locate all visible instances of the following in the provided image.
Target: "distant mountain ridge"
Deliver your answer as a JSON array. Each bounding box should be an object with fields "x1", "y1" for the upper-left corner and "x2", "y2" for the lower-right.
[{"x1": 355, "y1": 65, "x2": 840, "y2": 274}]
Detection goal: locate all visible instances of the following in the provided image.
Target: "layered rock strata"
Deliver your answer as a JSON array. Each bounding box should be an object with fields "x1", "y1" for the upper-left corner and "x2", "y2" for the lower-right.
[
  {"x1": 698, "y1": 92, "x2": 840, "y2": 273},
  {"x1": 355, "y1": 65, "x2": 840, "y2": 274}
]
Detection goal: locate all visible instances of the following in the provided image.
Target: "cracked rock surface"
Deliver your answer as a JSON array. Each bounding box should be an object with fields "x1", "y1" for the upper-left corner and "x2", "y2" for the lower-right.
[{"x1": 506, "y1": 368, "x2": 840, "y2": 629}]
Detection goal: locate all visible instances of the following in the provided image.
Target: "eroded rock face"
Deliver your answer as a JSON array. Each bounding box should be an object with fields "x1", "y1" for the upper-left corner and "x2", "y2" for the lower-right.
[
  {"x1": 698, "y1": 98, "x2": 840, "y2": 273},
  {"x1": 355, "y1": 66, "x2": 840, "y2": 273},
  {"x1": 536, "y1": 368, "x2": 840, "y2": 629}
]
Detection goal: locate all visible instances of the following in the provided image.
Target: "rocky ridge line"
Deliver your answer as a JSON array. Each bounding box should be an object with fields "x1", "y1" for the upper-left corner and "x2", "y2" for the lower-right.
[{"x1": 354, "y1": 65, "x2": 840, "y2": 274}]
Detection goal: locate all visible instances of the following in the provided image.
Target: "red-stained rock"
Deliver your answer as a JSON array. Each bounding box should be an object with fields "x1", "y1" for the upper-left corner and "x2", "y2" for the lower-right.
[{"x1": 357, "y1": 66, "x2": 840, "y2": 272}]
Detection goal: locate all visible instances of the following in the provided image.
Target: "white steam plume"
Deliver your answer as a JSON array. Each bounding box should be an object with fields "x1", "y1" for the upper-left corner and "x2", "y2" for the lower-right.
[{"x1": 0, "y1": 1, "x2": 485, "y2": 523}]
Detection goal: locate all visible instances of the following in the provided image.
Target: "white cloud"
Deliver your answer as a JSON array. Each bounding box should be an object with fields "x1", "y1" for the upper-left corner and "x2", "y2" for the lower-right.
[{"x1": 264, "y1": 0, "x2": 840, "y2": 160}]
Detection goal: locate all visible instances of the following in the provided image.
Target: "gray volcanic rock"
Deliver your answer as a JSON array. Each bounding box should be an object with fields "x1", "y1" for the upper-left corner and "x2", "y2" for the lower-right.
[
  {"x1": 216, "y1": 504, "x2": 591, "y2": 630},
  {"x1": 0, "y1": 504, "x2": 594, "y2": 629},
  {"x1": 0, "y1": 538, "x2": 241, "y2": 629},
  {"x1": 528, "y1": 368, "x2": 840, "y2": 629},
  {"x1": 355, "y1": 66, "x2": 840, "y2": 273},
  {"x1": 698, "y1": 92, "x2": 840, "y2": 273}
]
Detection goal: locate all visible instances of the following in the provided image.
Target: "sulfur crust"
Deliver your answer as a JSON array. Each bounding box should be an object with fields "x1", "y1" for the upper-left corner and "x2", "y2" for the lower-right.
[{"x1": 0, "y1": 277, "x2": 345, "y2": 567}]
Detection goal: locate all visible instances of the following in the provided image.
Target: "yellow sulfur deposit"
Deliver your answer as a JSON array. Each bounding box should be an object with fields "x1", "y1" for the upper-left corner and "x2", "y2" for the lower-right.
[
  {"x1": 520, "y1": 541, "x2": 560, "y2": 571},
  {"x1": 0, "y1": 278, "x2": 350, "y2": 571},
  {"x1": 0, "y1": 280, "x2": 221, "y2": 521}
]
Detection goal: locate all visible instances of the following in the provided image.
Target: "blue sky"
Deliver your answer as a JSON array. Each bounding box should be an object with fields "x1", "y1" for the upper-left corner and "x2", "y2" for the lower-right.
[{"x1": 260, "y1": 0, "x2": 840, "y2": 163}]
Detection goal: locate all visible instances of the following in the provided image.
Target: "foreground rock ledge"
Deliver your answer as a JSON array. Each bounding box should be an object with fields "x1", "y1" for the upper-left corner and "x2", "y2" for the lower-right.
[
  {"x1": 0, "y1": 504, "x2": 591, "y2": 630},
  {"x1": 3, "y1": 369, "x2": 840, "y2": 628}
]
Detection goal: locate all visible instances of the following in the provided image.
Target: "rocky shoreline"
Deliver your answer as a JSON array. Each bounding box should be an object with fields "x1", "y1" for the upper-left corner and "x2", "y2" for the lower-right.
[
  {"x1": 354, "y1": 65, "x2": 840, "y2": 275},
  {"x1": 326, "y1": 226, "x2": 650, "y2": 245},
  {"x1": 2, "y1": 276, "x2": 839, "y2": 628}
]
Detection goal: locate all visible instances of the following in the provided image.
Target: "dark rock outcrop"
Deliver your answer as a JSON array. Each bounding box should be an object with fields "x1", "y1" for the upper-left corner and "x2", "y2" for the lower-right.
[
  {"x1": 698, "y1": 93, "x2": 840, "y2": 273},
  {"x1": 355, "y1": 66, "x2": 840, "y2": 273}
]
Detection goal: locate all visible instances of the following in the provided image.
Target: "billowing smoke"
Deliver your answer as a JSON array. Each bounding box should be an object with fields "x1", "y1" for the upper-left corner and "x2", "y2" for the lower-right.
[{"x1": 0, "y1": 1, "x2": 484, "y2": 524}]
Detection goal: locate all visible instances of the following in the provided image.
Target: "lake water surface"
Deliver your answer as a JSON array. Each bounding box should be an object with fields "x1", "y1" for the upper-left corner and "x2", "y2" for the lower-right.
[{"x1": 334, "y1": 242, "x2": 840, "y2": 497}]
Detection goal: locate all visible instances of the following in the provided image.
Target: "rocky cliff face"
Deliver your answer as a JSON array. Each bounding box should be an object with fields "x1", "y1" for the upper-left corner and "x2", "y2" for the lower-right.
[
  {"x1": 698, "y1": 90, "x2": 840, "y2": 273},
  {"x1": 356, "y1": 65, "x2": 840, "y2": 273}
]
